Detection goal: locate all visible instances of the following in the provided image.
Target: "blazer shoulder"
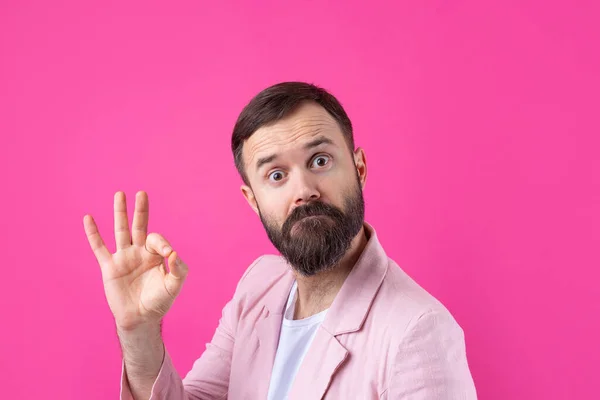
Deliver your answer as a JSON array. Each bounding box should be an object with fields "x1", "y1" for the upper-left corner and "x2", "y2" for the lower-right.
[
  {"x1": 234, "y1": 254, "x2": 290, "y2": 295},
  {"x1": 378, "y1": 258, "x2": 459, "y2": 328}
]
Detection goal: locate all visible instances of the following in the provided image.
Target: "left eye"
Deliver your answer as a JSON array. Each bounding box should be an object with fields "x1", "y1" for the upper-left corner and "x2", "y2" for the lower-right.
[{"x1": 311, "y1": 155, "x2": 330, "y2": 168}]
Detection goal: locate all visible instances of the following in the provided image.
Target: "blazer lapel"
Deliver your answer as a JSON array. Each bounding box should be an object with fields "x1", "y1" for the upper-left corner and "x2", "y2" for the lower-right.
[
  {"x1": 252, "y1": 270, "x2": 295, "y2": 398},
  {"x1": 249, "y1": 222, "x2": 387, "y2": 399},
  {"x1": 287, "y1": 328, "x2": 348, "y2": 400},
  {"x1": 287, "y1": 222, "x2": 389, "y2": 399},
  {"x1": 254, "y1": 308, "x2": 283, "y2": 398}
]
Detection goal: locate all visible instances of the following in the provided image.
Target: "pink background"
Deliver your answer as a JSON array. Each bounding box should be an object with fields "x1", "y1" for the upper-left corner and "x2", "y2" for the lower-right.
[{"x1": 1, "y1": 1, "x2": 598, "y2": 399}]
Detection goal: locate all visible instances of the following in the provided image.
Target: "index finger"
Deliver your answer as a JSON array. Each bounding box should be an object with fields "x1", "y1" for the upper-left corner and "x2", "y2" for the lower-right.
[{"x1": 83, "y1": 214, "x2": 112, "y2": 266}]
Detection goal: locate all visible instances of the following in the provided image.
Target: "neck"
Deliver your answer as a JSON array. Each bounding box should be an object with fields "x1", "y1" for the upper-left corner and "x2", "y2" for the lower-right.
[{"x1": 292, "y1": 225, "x2": 369, "y2": 320}]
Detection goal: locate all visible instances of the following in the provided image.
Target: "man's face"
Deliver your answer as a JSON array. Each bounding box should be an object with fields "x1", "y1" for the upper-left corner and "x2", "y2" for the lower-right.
[{"x1": 240, "y1": 102, "x2": 368, "y2": 276}]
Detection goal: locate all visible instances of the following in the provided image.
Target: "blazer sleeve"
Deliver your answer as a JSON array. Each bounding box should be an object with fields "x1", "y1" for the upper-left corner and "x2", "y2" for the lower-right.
[
  {"x1": 120, "y1": 256, "x2": 264, "y2": 400},
  {"x1": 380, "y1": 309, "x2": 478, "y2": 399}
]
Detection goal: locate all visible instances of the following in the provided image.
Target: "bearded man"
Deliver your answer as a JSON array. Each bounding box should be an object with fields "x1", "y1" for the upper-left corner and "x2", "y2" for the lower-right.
[{"x1": 84, "y1": 82, "x2": 477, "y2": 399}]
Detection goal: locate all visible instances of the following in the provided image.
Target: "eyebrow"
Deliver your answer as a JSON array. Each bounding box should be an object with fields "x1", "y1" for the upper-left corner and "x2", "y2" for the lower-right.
[
  {"x1": 255, "y1": 136, "x2": 335, "y2": 172},
  {"x1": 256, "y1": 154, "x2": 278, "y2": 172},
  {"x1": 304, "y1": 136, "x2": 334, "y2": 150}
]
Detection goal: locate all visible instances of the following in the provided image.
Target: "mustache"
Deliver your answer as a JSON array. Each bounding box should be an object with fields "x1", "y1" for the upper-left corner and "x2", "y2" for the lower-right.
[{"x1": 283, "y1": 201, "x2": 344, "y2": 230}]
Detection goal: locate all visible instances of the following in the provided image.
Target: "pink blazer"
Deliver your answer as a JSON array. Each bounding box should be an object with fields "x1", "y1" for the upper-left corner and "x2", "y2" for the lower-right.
[{"x1": 121, "y1": 223, "x2": 477, "y2": 399}]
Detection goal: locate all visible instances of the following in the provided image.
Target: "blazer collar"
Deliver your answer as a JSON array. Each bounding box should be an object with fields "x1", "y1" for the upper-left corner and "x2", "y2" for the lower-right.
[
  {"x1": 254, "y1": 222, "x2": 388, "y2": 398},
  {"x1": 321, "y1": 221, "x2": 388, "y2": 335},
  {"x1": 261, "y1": 221, "x2": 388, "y2": 333}
]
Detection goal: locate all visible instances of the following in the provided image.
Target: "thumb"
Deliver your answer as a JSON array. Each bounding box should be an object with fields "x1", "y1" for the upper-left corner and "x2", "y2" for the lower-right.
[{"x1": 164, "y1": 251, "x2": 188, "y2": 298}]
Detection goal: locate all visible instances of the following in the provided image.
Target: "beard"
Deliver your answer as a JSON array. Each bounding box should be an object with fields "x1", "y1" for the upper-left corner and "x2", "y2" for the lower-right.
[{"x1": 258, "y1": 179, "x2": 365, "y2": 276}]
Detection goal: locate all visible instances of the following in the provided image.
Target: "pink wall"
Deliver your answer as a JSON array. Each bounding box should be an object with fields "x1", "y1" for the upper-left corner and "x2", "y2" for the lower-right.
[{"x1": 1, "y1": 1, "x2": 598, "y2": 398}]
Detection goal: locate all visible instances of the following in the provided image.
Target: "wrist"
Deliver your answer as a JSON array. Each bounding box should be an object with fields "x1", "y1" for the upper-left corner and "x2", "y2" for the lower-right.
[
  {"x1": 117, "y1": 321, "x2": 164, "y2": 373},
  {"x1": 116, "y1": 319, "x2": 162, "y2": 336}
]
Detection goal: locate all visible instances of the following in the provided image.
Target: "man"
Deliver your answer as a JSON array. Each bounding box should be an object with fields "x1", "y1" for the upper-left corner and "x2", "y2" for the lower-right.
[{"x1": 83, "y1": 82, "x2": 477, "y2": 399}]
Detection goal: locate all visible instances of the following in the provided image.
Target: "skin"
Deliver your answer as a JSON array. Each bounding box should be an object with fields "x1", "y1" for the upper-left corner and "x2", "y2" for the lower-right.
[
  {"x1": 240, "y1": 101, "x2": 369, "y2": 319},
  {"x1": 83, "y1": 191, "x2": 188, "y2": 399},
  {"x1": 82, "y1": 101, "x2": 368, "y2": 399}
]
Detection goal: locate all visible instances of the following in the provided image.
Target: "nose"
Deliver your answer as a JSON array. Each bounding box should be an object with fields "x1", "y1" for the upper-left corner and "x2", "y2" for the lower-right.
[{"x1": 292, "y1": 172, "x2": 320, "y2": 207}]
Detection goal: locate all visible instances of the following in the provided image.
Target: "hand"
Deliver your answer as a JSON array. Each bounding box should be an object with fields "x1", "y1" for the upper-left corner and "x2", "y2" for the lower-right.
[{"x1": 83, "y1": 191, "x2": 188, "y2": 331}]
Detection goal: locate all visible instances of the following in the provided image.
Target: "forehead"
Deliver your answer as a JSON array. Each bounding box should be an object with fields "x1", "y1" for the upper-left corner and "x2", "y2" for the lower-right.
[{"x1": 242, "y1": 102, "x2": 345, "y2": 170}]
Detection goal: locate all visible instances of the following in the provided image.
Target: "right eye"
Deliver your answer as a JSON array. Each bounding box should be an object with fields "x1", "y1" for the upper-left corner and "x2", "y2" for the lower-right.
[{"x1": 268, "y1": 170, "x2": 285, "y2": 182}]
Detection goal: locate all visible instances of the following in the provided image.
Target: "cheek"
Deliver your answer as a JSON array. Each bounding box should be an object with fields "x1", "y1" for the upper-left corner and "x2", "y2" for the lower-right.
[
  {"x1": 255, "y1": 191, "x2": 290, "y2": 222},
  {"x1": 319, "y1": 172, "x2": 356, "y2": 201},
  {"x1": 325, "y1": 159, "x2": 357, "y2": 183}
]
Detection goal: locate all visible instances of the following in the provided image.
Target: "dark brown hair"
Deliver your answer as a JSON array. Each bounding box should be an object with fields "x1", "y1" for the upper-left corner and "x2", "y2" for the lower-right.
[{"x1": 231, "y1": 81, "x2": 355, "y2": 184}]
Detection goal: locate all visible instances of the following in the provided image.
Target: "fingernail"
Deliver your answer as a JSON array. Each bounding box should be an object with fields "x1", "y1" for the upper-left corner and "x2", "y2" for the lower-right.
[
  {"x1": 163, "y1": 246, "x2": 172, "y2": 255},
  {"x1": 175, "y1": 257, "x2": 181, "y2": 265}
]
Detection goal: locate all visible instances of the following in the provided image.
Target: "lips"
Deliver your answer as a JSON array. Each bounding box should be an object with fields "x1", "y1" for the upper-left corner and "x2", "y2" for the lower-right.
[
  {"x1": 296, "y1": 214, "x2": 332, "y2": 224},
  {"x1": 290, "y1": 215, "x2": 331, "y2": 232},
  {"x1": 299, "y1": 215, "x2": 325, "y2": 221}
]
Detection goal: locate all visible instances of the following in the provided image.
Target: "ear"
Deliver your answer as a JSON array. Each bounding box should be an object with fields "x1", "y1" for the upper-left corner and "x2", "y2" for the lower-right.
[
  {"x1": 240, "y1": 184, "x2": 260, "y2": 215},
  {"x1": 353, "y1": 147, "x2": 368, "y2": 189}
]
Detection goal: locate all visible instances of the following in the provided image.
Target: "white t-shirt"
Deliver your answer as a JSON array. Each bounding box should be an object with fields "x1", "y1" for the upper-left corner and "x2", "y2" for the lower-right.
[{"x1": 266, "y1": 280, "x2": 329, "y2": 400}]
